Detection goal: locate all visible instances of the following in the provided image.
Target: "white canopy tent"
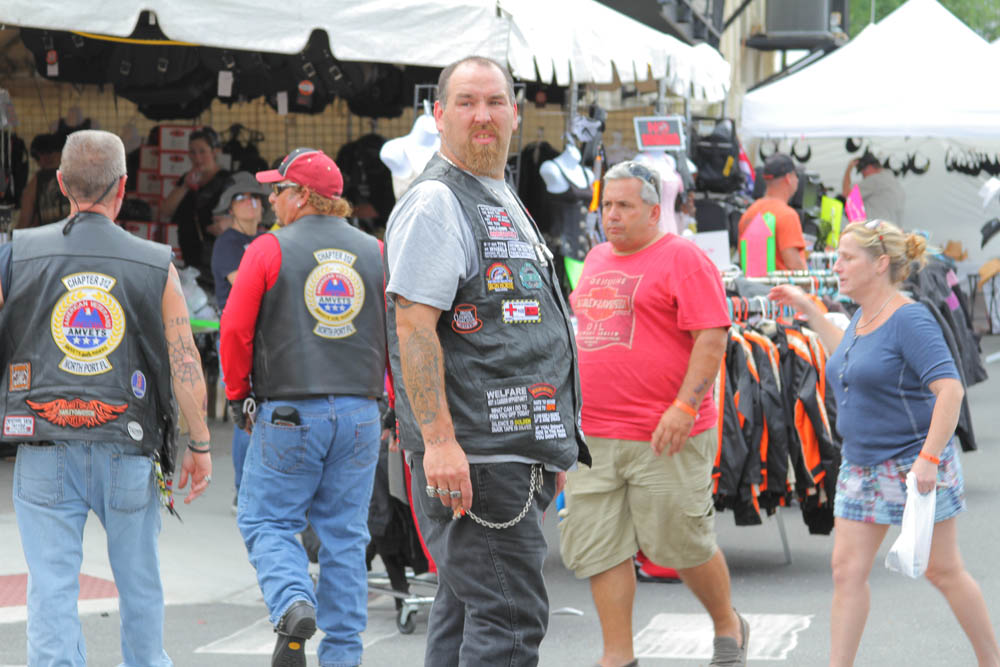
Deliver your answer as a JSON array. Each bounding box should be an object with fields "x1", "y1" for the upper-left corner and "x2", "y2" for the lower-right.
[
  {"x1": 0, "y1": 0, "x2": 730, "y2": 100},
  {"x1": 741, "y1": 0, "x2": 996, "y2": 138},
  {"x1": 740, "y1": 0, "x2": 1000, "y2": 264}
]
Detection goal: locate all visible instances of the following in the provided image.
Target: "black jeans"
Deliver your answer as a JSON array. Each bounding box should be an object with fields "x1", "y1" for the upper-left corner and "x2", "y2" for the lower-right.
[{"x1": 411, "y1": 456, "x2": 556, "y2": 667}]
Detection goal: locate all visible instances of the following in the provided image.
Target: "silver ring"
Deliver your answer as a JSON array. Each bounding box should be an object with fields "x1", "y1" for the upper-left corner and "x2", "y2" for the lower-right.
[
  {"x1": 436, "y1": 488, "x2": 450, "y2": 496},
  {"x1": 204, "y1": 475, "x2": 212, "y2": 484},
  {"x1": 424, "y1": 485, "x2": 437, "y2": 498},
  {"x1": 449, "y1": 490, "x2": 462, "y2": 499}
]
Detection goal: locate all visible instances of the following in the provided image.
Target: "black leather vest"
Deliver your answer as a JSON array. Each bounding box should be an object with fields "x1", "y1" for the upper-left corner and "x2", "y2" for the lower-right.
[
  {"x1": 386, "y1": 155, "x2": 589, "y2": 470},
  {"x1": 0, "y1": 213, "x2": 174, "y2": 456},
  {"x1": 252, "y1": 215, "x2": 386, "y2": 399}
]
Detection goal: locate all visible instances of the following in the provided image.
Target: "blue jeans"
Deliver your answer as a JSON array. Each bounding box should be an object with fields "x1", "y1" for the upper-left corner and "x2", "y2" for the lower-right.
[
  {"x1": 237, "y1": 395, "x2": 379, "y2": 667},
  {"x1": 13, "y1": 441, "x2": 170, "y2": 667},
  {"x1": 218, "y1": 338, "x2": 251, "y2": 490},
  {"x1": 232, "y1": 425, "x2": 251, "y2": 490}
]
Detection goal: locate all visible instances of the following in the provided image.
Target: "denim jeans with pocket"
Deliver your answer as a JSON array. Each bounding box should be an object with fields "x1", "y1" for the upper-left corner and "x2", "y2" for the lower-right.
[
  {"x1": 14, "y1": 440, "x2": 170, "y2": 667},
  {"x1": 238, "y1": 395, "x2": 379, "y2": 667}
]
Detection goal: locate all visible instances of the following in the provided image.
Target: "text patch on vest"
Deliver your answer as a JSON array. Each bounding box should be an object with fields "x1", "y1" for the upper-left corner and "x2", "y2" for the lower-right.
[
  {"x1": 304, "y1": 248, "x2": 366, "y2": 339},
  {"x1": 51, "y1": 273, "x2": 125, "y2": 376}
]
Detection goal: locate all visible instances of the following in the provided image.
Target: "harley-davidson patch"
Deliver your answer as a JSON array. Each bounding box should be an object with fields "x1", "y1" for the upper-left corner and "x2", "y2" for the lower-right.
[{"x1": 26, "y1": 398, "x2": 128, "y2": 428}]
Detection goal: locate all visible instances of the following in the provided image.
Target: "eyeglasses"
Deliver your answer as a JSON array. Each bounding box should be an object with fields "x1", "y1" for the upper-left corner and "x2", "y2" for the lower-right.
[
  {"x1": 619, "y1": 162, "x2": 662, "y2": 201},
  {"x1": 232, "y1": 193, "x2": 256, "y2": 203},
  {"x1": 864, "y1": 219, "x2": 887, "y2": 255},
  {"x1": 271, "y1": 183, "x2": 298, "y2": 196}
]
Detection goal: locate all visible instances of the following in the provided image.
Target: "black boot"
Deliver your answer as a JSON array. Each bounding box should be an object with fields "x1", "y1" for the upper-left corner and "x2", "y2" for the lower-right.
[{"x1": 272, "y1": 600, "x2": 317, "y2": 667}]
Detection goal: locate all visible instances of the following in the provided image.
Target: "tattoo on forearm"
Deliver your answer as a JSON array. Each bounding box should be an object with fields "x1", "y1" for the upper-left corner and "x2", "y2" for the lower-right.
[
  {"x1": 402, "y1": 328, "x2": 442, "y2": 425},
  {"x1": 425, "y1": 436, "x2": 450, "y2": 447},
  {"x1": 690, "y1": 378, "x2": 711, "y2": 402},
  {"x1": 167, "y1": 333, "x2": 204, "y2": 389},
  {"x1": 395, "y1": 295, "x2": 417, "y2": 309}
]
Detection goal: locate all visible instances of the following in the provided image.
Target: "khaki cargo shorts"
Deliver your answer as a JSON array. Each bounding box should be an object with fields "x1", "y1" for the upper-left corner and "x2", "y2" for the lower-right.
[{"x1": 559, "y1": 429, "x2": 718, "y2": 578}]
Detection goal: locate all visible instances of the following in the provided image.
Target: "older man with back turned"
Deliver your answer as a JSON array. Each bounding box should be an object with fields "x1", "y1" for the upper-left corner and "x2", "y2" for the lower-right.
[{"x1": 0, "y1": 129, "x2": 212, "y2": 666}]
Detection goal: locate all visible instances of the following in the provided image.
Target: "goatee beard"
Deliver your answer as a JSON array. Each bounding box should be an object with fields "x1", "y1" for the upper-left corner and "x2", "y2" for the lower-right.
[{"x1": 466, "y1": 141, "x2": 504, "y2": 177}]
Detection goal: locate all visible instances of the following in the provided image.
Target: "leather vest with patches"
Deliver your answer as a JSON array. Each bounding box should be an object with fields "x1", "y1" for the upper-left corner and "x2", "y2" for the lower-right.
[
  {"x1": 386, "y1": 155, "x2": 588, "y2": 470},
  {"x1": 0, "y1": 213, "x2": 173, "y2": 456},
  {"x1": 252, "y1": 215, "x2": 386, "y2": 399}
]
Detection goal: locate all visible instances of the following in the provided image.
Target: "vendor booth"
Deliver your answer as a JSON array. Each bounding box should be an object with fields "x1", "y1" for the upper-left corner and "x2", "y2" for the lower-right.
[{"x1": 740, "y1": 0, "x2": 1000, "y2": 265}]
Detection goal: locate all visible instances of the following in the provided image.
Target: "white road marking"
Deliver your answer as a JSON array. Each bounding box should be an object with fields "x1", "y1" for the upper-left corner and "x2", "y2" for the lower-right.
[{"x1": 633, "y1": 613, "x2": 812, "y2": 661}]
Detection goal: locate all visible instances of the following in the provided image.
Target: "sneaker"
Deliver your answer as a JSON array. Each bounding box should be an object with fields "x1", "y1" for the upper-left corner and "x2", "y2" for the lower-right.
[
  {"x1": 709, "y1": 610, "x2": 749, "y2": 667},
  {"x1": 272, "y1": 600, "x2": 316, "y2": 667}
]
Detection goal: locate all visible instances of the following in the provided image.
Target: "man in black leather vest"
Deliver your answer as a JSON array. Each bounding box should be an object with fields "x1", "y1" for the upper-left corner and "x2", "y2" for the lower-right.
[
  {"x1": 385, "y1": 56, "x2": 589, "y2": 667},
  {"x1": 220, "y1": 148, "x2": 386, "y2": 667},
  {"x1": 0, "y1": 129, "x2": 212, "y2": 666}
]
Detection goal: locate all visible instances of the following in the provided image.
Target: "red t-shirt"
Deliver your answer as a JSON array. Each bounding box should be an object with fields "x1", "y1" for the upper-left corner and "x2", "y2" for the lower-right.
[
  {"x1": 737, "y1": 197, "x2": 805, "y2": 270},
  {"x1": 571, "y1": 234, "x2": 731, "y2": 441}
]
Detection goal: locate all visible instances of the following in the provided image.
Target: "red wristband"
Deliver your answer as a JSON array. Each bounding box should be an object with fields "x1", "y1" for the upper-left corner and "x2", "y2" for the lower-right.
[
  {"x1": 918, "y1": 451, "x2": 940, "y2": 465},
  {"x1": 672, "y1": 399, "x2": 698, "y2": 418}
]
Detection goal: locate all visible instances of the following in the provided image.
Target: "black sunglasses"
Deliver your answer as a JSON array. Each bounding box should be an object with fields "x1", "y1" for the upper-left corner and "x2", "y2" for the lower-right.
[{"x1": 271, "y1": 183, "x2": 298, "y2": 196}]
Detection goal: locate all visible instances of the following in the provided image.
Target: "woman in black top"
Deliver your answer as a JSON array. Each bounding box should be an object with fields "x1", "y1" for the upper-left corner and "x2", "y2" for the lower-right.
[{"x1": 161, "y1": 127, "x2": 231, "y2": 276}]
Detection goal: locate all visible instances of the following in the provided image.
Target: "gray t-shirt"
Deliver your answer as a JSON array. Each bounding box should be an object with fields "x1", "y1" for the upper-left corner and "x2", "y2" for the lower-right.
[
  {"x1": 386, "y1": 174, "x2": 545, "y2": 308},
  {"x1": 858, "y1": 170, "x2": 906, "y2": 225},
  {"x1": 386, "y1": 162, "x2": 556, "y2": 468}
]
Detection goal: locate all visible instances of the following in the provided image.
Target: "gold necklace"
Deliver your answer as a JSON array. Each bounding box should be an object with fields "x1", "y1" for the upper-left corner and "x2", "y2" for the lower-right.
[{"x1": 856, "y1": 293, "x2": 894, "y2": 329}]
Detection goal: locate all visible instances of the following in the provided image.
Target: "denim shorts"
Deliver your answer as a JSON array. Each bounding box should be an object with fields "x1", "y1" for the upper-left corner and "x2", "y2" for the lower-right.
[{"x1": 834, "y1": 441, "x2": 966, "y2": 525}]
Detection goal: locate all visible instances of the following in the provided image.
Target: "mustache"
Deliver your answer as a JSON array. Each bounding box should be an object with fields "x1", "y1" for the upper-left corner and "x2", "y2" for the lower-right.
[{"x1": 470, "y1": 123, "x2": 499, "y2": 137}]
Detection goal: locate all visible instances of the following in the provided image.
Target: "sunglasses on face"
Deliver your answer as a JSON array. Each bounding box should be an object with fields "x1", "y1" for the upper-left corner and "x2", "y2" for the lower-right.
[
  {"x1": 232, "y1": 193, "x2": 257, "y2": 203},
  {"x1": 271, "y1": 183, "x2": 298, "y2": 196}
]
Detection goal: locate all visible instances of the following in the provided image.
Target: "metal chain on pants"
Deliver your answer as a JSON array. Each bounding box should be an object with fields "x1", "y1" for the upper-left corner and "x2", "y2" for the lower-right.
[{"x1": 466, "y1": 464, "x2": 541, "y2": 530}]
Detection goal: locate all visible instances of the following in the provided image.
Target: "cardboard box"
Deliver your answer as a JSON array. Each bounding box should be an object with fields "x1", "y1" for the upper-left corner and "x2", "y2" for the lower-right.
[
  {"x1": 159, "y1": 126, "x2": 195, "y2": 152},
  {"x1": 159, "y1": 151, "x2": 192, "y2": 177},
  {"x1": 161, "y1": 177, "x2": 180, "y2": 200},
  {"x1": 123, "y1": 221, "x2": 153, "y2": 240},
  {"x1": 139, "y1": 145, "x2": 159, "y2": 171},
  {"x1": 163, "y1": 222, "x2": 182, "y2": 260},
  {"x1": 136, "y1": 170, "x2": 162, "y2": 196}
]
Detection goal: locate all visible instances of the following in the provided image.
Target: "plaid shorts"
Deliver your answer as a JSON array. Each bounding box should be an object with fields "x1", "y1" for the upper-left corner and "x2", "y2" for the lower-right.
[{"x1": 834, "y1": 441, "x2": 966, "y2": 525}]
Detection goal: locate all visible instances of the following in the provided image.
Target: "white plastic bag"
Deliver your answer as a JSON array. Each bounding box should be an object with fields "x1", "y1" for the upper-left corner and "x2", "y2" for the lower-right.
[{"x1": 885, "y1": 471, "x2": 936, "y2": 578}]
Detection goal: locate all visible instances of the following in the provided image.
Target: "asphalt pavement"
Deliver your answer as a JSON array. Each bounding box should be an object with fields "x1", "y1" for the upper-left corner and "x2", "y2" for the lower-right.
[{"x1": 2, "y1": 336, "x2": 1000, "y2": 666}]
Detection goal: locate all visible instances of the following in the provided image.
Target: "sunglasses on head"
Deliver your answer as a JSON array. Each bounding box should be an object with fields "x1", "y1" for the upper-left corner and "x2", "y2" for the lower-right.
[
  {"x1": 621, "y1": 162, "x2": 662, "y2": 201},
  {"x1": 864, "y1": 219, "x2": 887, "y2": 255}
]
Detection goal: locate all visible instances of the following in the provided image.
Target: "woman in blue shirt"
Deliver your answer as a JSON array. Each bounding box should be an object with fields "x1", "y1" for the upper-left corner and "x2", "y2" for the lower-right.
[{"x1": 770, "y1": 219, "x2": 999, "y2": 666}]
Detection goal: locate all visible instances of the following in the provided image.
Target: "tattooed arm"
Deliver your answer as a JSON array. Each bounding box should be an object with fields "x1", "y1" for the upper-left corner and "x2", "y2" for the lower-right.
[
  {"x1": 162, "y1": 263, "x2": 212, "y2": 502},
  {"x1": 651, "y1": 326, "x2": 729, "y2": 457},
  {"x1": 394, "y1": 295, "x2": 472, "y2": 512}
]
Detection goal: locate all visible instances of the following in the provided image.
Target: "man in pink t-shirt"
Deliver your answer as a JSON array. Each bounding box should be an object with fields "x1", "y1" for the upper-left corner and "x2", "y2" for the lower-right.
[{"x1": 560, "y1": 161, "x2": 748, "y2": 667}]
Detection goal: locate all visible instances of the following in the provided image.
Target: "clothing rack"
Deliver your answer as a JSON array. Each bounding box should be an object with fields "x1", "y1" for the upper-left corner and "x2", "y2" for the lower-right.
[
  {"x1": 808, "y1": 251, "x2": 838, "y2": 271},
  {"x1": 721, "y1": 270, "x2": 840, "y2": 297}
]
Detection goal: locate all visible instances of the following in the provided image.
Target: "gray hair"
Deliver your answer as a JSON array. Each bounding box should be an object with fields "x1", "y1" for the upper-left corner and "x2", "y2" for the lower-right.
[
  {"x1": 59, "y1": 130, "x2": 126, "y2": 203},
  {"x1": 604, "y1": 160, "x2": 661, "y2": 206},
  {"x1": 437, "y1": 56, "x2": 515, "y2": 108}
]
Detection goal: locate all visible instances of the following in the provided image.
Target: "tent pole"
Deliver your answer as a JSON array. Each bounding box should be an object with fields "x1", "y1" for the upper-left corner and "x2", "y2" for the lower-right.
[{"x1": 567, "y1": 74, "x2": 578, "y2": 147}]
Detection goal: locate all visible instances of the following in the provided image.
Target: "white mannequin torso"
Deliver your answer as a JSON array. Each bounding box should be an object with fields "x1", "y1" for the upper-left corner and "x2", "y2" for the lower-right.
[
  {"x1": 380, "y1": 113, "x2": 441, "y2": 198},
  {"x1": 635, "y1": 151, "x2": 683, "y2": 235},
  {"x1": 539, "y1": 145, "x2": 593, "y2": 194}
]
